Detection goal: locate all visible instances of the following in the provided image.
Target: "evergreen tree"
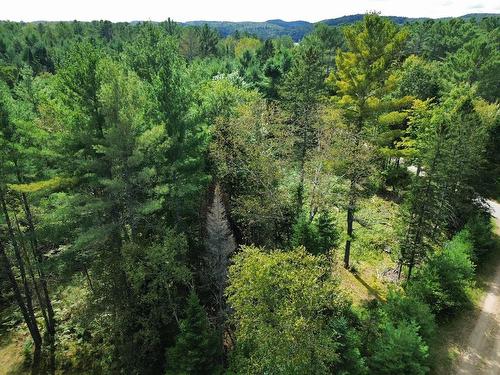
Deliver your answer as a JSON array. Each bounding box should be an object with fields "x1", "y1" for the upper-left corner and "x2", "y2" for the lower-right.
[
  {"x1": 399, "y1": 87, "x2": 495, "y2": 279},
  {"x1": 316, "y1": 210, "x2": 339, "y2": 253},
  {"x1": 369, "y1": 322, "x2": 429, "y2": 375},
  {"x1": 330, "y1": 13, "x2": 407, "y2": 268},
  {"x1": 198, "y1": 24, "x2": 220, "y2": 57},
  {"x1": 204, "y1": 183, "x2": 236, "y2": 355},
  {"x1": 166, "y1": 290, "x2": 221, "y2": 375},
  {"x1": 280, "y1": 35, "x2": 326, "y2": 211}
]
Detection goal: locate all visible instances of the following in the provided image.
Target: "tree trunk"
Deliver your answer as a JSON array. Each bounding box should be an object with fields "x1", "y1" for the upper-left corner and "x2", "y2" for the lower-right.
[
  {"x1": 344, "y1": 182, "x2": 356, "y2": 269},
  {"x1": 19, "y1": 192, "x2": 55, "y2": 335},
  {"x1": 297, "y1": 139, "x2": 306, "y2": 213},
  {"x1": 344, "y1": 208, "x2": 353, "y2": 269},
  {"x1": 0, "y1": 193, "x2": 38, "y2": 336},
  {"x1": 12, "y1": 210, "x2": 50, "y2": 333},
  {"x1": 407, "y1": 241, "x2": 419, "y2": 282},
  {"x1": 397, "y1": 261, "x2": 403, "y2": 280},
  {"x1": 0, "y1": 239, "x2": 42, "y2": 372},
  {"x1": 344, "y1": 191, "x2": 356, "y2": 269},
  {"x1": 82, "y1": 264, "x2": 94, "y2": 293}
]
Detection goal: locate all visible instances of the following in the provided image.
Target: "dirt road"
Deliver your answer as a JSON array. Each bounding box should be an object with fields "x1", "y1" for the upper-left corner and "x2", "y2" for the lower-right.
[{"x1": 455, "y1": 200, "x2": 500, "y2": 375}]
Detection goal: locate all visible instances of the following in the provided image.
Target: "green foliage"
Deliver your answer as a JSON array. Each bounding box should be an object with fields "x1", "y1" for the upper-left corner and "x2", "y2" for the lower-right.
[
  {"x1": 209, "y1": 100, "x2": 295, "y2": 247},
  {"x1": 383, "y1": 291, "x2": 436, "y2": 343},
  {"x1": 291, "y1": 210, "x2": 339, "y2": 254},
  {"x1": 290, "y1": 213, "x2": 318, "y2": 252},
  {"x1": 395, "y1": 55, "x2": 442, "y2": 100},
  {"x1": 443, "y1": 29, "x2": 499, "y2": 102},
  {"x1": 399, "y1": 86, "x2": 495, "y2": 277},
  {"x1": 8, "y1": 176, "x2": 76, "y2": 193},
  {"x1": 0, "y1": 12, "x2": 497, "y2": 375},
  {"x1": 227, "y1": 246, "x2": 366, "y2": 374},
  {"x1": 331, "y1": 13, "x2": 408, "y2": 124},
  {"x1": 407, "y1": 18, "x2": 481, "y2": 60},
  {"x1": 369, "y1": 321, "x2": 429, "y2": 375},
  {"x1": 316, "y1": 210, "x2": 340, "y2": 252},
  {"x1": 280, "y1": 36, "x2": 326, "y2": 172},
  {"x1": 165, "y1": 291, "x2": 221, "y2": 375},
  {"x1": 465, "y1": 211, "x2": 496, "y2": 259},
  {"x1": 118, "y1": 230, "x2": 192, "y2": 372},
  {"x1": 408, "y1": 230, "x2": 475, "y2": 318}
]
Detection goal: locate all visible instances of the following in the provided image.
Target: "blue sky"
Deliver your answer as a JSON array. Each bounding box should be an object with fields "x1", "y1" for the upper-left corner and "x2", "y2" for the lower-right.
[{"x1": 2, "y1": 0, "x2": 499, "y2": 22}]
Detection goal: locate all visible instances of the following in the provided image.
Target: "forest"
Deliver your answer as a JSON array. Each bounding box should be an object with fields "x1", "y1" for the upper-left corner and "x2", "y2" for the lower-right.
[{"x1": 0, "y1": 12, "x2": 499, "y2": 375}]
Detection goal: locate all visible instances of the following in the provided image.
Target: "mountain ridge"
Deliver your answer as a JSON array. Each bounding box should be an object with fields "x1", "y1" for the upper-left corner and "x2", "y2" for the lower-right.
[{"x1": 184, "y1": 13, "x2": 499, "y2": 40}]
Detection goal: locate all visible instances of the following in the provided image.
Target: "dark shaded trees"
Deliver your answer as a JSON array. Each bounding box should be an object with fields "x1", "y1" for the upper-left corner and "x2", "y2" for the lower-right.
[
  {"x1": 165, "y1": 290, "x2": 221, "y2": 375},
  {"x1": 280, "y1": 36, "x2": 326, "y2": 211}
]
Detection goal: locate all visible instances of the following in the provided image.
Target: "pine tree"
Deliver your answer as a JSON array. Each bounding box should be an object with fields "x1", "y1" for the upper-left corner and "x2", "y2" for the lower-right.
[
  {"x1": 331, "y1": 13, "x2": 407, "y2": 268},
  {"x1": 165, "y1": 291, "x2": 221, "y2": 375},
  {"x1": 280, "y1": 36, "x2": 326, "y2": 211},
  {"x1": 316, "y1": 210, "x2": 339, "y2": 253},
  {"x1": 205, "y1": 183, "x2": 236, "y2": 350},
  {"x1": 125, "y1": 23, "x2": 210, "y2": 228},
  {"x1": 290, "y1": 212, "x2": 319, "y2": 252},
  {"x1": 198, "y1": 24, "x2": 219, "y2": 57},
  {"x1": 399, "y1": 87, "x2": 495, "y2": 280}
]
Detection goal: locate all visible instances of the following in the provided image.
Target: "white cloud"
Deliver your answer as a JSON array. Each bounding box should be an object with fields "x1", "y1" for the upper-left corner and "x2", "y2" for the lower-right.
[{"x1": 0, "y1": 0, "x2": 498, "y2": 22}]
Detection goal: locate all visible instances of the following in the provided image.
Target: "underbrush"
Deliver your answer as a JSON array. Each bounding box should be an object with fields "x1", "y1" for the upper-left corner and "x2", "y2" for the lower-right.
[{"x1": 428, "y1": 218, "x2": 500, "y2": 374}]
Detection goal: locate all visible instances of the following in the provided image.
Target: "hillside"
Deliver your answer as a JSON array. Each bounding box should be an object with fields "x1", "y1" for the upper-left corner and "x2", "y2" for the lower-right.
[{"x1": 185, "y1": 13, "x2": 499, "y2": 40}]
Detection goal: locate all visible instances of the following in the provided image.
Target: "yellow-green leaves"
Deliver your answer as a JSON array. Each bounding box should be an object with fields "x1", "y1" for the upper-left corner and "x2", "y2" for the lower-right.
[
  {"x1": 227, "y1": 246, "x2": 353, "y2": 374},
  {"x1": 333, "y1": 13, "x2": 408, "y2": 114},
  {"x1": 8, "y1": 176, "x2": 77, "y2": 193}
]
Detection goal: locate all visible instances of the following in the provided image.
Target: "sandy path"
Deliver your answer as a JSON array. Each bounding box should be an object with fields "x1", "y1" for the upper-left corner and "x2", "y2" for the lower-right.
[{"x1": 455, "y1": 200, "x2": 500, "y2": 375}]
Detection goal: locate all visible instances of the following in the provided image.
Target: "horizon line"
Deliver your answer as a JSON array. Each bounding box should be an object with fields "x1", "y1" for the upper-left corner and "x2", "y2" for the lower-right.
[{"x1": 1, "y1": 12, "x2": 498, "y2": 24}]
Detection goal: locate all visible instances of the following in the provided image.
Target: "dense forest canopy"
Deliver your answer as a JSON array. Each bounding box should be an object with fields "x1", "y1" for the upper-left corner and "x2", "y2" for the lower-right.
[{"x1": 0, "y1": 12, "x2": 499, "y2": 375}]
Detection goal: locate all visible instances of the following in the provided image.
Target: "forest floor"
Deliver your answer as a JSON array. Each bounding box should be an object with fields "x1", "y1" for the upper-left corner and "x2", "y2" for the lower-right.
[
  {"x1": 336, "y1": 194, "x2": 400, "y2": 305},
  {"x1": 0, "y1": 332, "x2": 26, "y2": 375},
  {"x1": 0, "y1": 305, "x2": 27, "y2": 375}
]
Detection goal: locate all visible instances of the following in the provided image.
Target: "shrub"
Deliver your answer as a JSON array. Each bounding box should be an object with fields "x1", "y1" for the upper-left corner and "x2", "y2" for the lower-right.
[
  {"x1": 290, "y1": 212, "x2": 319, "y2": 252},
  {"x1": 466, "y1": 212, "x2": 495, "y2": 259},
  {"x1": 330, "y1": 317, "x2": 368, "y2": 375},
  {"x1": 369, "y1": 321, "x2": 429, "y2": 375},
  {"x1": 316, "y1": 210, "x2": 340, "y2": 252},
  {"x1": 383, "y1": 291, "x2": 436, "y2": 343},
  {"x1": 408, "y1": 230, "x2": 475, "y2": 318},
  {"x1": 291, "y1": 210, "x2": 339, "y2": 254}
]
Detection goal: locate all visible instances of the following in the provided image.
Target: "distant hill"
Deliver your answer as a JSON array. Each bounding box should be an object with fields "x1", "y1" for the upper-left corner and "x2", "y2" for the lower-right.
[
  {"x1": 184, "y1": 20, "x2": 313, "y2": 41},
  {"x1": 184, "y1": 13, "x2": 499, "y2": 41}
]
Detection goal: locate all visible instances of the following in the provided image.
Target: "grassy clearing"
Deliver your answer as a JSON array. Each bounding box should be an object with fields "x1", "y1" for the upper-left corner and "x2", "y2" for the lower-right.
[
  {"x1": 336, "y1": 257, "x2": 391, "y2": 304},
  {"x1": 335, "y1": 195, "x2": 400, "y2": 306},
  {"x1": 0, "y1": 305, "x2": 29, "y2": 375},
  {"x1": 0, "y1": 277, "x2": 91, "y2": 375},
  {"x1": 0, "y1": 330, "x2": 28, "y2": 375}
]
